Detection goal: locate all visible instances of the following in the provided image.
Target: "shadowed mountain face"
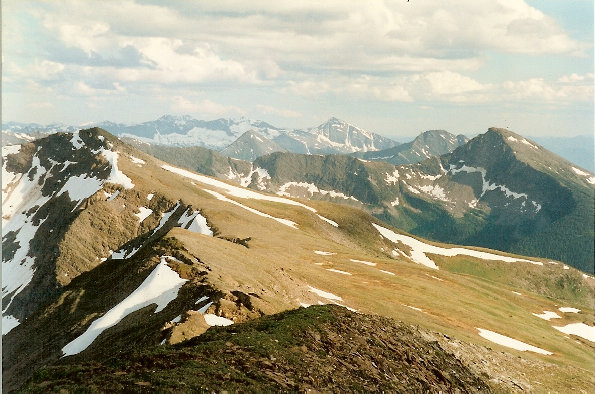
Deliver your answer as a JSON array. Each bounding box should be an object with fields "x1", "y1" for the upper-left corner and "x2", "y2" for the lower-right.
[
  {"x1": 219, "y1": 130, "x2": 287, "y2": 161},
  {"x1": 357, "y1": 130, "x2": 469, "y2": 165},
  {"x1": 2, "y1": 128, "x2": 593, "y2": 392}
]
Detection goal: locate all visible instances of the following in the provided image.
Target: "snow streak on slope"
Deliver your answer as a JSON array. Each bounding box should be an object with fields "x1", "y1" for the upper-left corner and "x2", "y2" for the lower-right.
[
  {"x1": 477, "y1": 328, "x2": 552, "y2": 355},
  {"x1": 448, "y1": 164, "x2": 535, "y2": 204},
  {"x1": 277, "y1": 181, "x2": 360, "y2": 202},
  {"x1": 162, "y1": 164, "x2": 338, "y2": 227},
  {"x1": 203, "y1": 189, "x2": 297, "y2": 229},
  {"x1": 162, "y1": 164, "x2": 315, "y2": 211},
  {"x1": 62, "y1": 256, "x2": 187, "y2": 357},
  {"x1": 372, "y1": 223, "x2": 541, "y2": 270}
]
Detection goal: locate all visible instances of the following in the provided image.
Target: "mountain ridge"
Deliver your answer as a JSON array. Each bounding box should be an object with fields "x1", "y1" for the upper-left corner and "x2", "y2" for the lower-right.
[
  {"x1": 2, "y1": 128, "x2": 593, "y2": 392},
  {"x1": 125, "y1": 127, "x2": 594, "y2": 272}
]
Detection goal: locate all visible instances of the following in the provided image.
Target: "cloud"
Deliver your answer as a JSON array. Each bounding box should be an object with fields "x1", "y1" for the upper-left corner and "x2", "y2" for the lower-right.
[
  {"x1": 255, "y1": 105, "x2": 302, "y2": 118},
  {"x1": 171, "y1": 96, "x2": 245, "y2": 116},
  {"x1": 75, "y1": 81, "x2": 126, "y2": 96},
  {"x1": 2, "y1": 0, "x2": 591, "y2": 126},
  {"x1": 503, "y1": 77, "x2": 593, "y2": 102}
]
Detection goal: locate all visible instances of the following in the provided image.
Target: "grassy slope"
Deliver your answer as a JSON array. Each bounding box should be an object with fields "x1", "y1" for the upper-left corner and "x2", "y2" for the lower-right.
[
  {"x1": 22, "y1": 306, "x2": 491, "y2": 393},
  {"x1": 5, "y1": 131, "x2": 594, "y2": 392}
]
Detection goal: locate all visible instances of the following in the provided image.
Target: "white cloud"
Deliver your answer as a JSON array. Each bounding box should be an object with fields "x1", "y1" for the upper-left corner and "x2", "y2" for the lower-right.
[
  {"x1": 503, "y1": 77, "x2": 593, "y2": 102},
  {"x1": 74, "y1": 81, "x2": 126, "y2": 96},
  {"x1": 171, "y1": 96, "x2": 245, "y2": 116},
  {"x1": 557, "y1": 73, "x2": 594, "y2": 83},
  {"x1": 255, "y1": 105, "x2": 302, "y2": 118},
  {"x1": 2, "y1": 0, "x2": 592, "y2": 127}
]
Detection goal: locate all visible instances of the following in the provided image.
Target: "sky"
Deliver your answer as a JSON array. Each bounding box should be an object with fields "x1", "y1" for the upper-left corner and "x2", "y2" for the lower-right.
[{"x1": 2, "y1": 0, "x2": 593, "y2": 138}]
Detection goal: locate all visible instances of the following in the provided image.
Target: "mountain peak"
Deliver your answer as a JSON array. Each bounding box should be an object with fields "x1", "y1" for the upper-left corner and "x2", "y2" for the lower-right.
[
  {"x1": 325, "y1": 116, "x2": 347, "y2": 125},
  {"x1": 157, "y1": 114, "x2": 195, "y2": 122}
]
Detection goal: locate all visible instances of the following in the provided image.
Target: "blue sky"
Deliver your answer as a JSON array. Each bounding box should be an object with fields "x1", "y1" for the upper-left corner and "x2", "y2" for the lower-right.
[{"x1": 2, "y1": 0, "x2": 593, "y2": 138}]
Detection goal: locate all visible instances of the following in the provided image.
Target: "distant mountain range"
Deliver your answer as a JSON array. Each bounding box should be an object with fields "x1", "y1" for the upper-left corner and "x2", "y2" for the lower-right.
[
  {"x1": 127, "y1": 127, "x2": 595, "y2": 273},
  {"x1": 3, "y1": 116, "x2": 397, "y2": 156},
  {"x1": 3, "y1": 116, "x2": 592, "y2": 170}
]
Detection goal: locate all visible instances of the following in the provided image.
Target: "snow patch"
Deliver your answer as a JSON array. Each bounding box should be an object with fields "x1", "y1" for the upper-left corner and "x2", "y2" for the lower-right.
[
  {"x1": 147, "y1": 193, "x2": 154, "y2": 200},
  {"x1": 106, "y1": 189, "x2": 120, "y2": 201},
  {"x1": 277, "y1": 181, "x2": 359, "y2": 202},
  {"x1": 449, "y1": 165, "x2": 529, "y2": 201},
  {"x1": 162, "y1": 164, "x2": 317, "y2": 213},
  {"x1": 101, "y1": 149, "x2": 134, "y2": 189},
  {"x1": 177, "y1": 208, "x2": 213, "y2": 236},
  {"x1": 314, "y1": 251, "x2": 335, "y2": 256},
  {"x1": 571, "y1": 167, "x2": 589, "y2": 177},
  {"x1": 532, "y1": 311, "x2": 561, "y2": 321},
  {"x1": 385, "y1": 170, "x2": 400, "y2": 185},
  {"x1": 326, "y1": 268, "x2": 352, "y2": 276},
  {"x1": 61, "y1": 256, "x2": 187, "y2": 357},
  {"x1": 171, "y1": 315, "x2": 182, "y2": 323},
  {"x1": 379, "y1": 270, "x2": 396, "y2": 276},
  {"x1": 316, "y1": 214, "x2": 338, "y2": 227},
  {"x1": 2, "y1": 315, "x2": 20, "y2": 335},
  {"x1": 349, "y1": 259, "x2": 376, "y2": 266},
  {"x1": 372, "y1": 223, "x2": 541, "y2": 270},
  {"x1": 477, "y1": 328, "x2": 552, "y2": 355},
  {"x1": 558, "y1": 307, "x2": 580, "y2": 313},
  {"x1": 418, "y1": 184, "x2": 448, "y2": 201},
  {"x1": 130, "y1": 155, "x2": 145, "y2": 165},
  {"x1": 204, "y1": 314, "x2": 234, "y2": 327},
  {"x1": 151, "y1": 202, "x2": 181, "y2": 235},
  {"x1": 553, "y1": 323, "x2": 595, "y2": 342},
  {"x1": 197, "y1": 301, "x2": 213, "y2": 314},
  {"x1": 135, "y1": 207, "x2": 153, "y2": 223},
  {"x1": 70, "y1": 131, "x2": 85, "y2": 149},
  {"x1": 308, "y1": 286, "x2": 342, "y2": 301},
  {"x1": 204, "y1": 189, "x2": 297, "y2": 229}
]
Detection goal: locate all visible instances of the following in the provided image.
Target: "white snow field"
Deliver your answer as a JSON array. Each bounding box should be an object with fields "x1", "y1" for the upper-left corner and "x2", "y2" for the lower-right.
[
  {"x1": 532, "y1": 311, "x2": 561, "y2": 321},
  {"x1": 61, "y1": 256, "x2": 187, "y2": 356},
  {"x1": 177, "y1": 208, "x2": 213, "y2": 235},
  {"x1": 204, "y1": 314, "x2": 234, "y2": 327},
  {"x1": 135, "y1": 207, "x2": 153, "y2": 223},
  {"x1": 2, "y1": 315, "x2": 20, "y2": 335},
  {"x1": 553, "y1": 323, "x2": 595, "y2": 342},
  {"x1": 308, "y1": 286, "x2": 343, "y2": 301},
  {"x1": 477, "y1": 328, "x2": 552, "y2": 355},
  {"x1": 372, "y1": 223, "x2": 541, "y2": 270},
  {"x1": 558, "y1": 307, "x2": 580, "y2": 313}
]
